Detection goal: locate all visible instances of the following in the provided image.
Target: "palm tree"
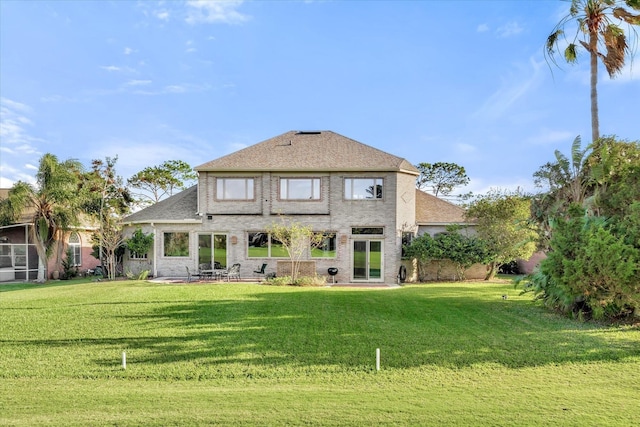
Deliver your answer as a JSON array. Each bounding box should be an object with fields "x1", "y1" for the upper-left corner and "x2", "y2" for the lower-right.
[
  {"x1": 546, "y1": 0, "x2": 640, "y2": 143},
  {"x1": 3, "y1": 154, "x2": 83, "y2": 282}
]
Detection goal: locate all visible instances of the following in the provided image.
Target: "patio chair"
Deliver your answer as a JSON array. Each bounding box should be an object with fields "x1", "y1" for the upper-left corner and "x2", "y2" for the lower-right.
[
  {"x1": 186, "y1": 266, "x2": 201, "y2": 283},
  {"x1": 221, "y1": 263, "x2": 241, "y2": 282},
  {"x1": 253, "y1": 263, "x2": 267, "y2": 280}
]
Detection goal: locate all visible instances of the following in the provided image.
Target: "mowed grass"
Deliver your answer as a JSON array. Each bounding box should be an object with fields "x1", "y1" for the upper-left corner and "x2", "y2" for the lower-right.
[{"x1": 1, "y1": 280, "x2": 639, "y2": 426}]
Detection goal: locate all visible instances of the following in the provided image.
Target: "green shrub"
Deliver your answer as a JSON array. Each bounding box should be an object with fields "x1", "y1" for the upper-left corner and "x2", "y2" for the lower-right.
[
  {"x1": 266, "y1": 275, "x2": 327, "y2": 287},
  {"x1": 523, "y1": 204, "x2": 640, "y2": 320},
  {"x1": 126, "y1": 269, "x2": 150, "y2": 280},
  {"x1": 61, "y1": 248, "x2": 78, "y2": 280},
  {"x1": 266, "y1": 275, "x2": 292, "y2": 286},
  {"x1": 294, "y1": 275, "x2": 327, "y2": 287}
]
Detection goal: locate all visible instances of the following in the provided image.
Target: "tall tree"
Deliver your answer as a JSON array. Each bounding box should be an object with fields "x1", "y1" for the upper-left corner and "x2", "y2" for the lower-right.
[
  {"x1": 128, "y1": 160, "x2": 197, "y2": 206},
  {"x1": 80, "y1": 157, "x2": 132, "y2": 280},
  {"x1": 415, "y1": 162, "x2": 470, "y2": 197},
  {"x1": 0, "y1": 154, "x2": 83, "y2": 282},
  {"x1": 546, "y1": 0, "x2": 640, "y2": 142},
  {"x1": 465, "y1": 190, "x2": 538, "y2": 280}
]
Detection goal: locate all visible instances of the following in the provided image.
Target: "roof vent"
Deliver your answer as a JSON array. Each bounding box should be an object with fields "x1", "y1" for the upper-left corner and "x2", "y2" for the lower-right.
[{"x1": 295, "y1": 131, "x2": 321, "y2": 135}]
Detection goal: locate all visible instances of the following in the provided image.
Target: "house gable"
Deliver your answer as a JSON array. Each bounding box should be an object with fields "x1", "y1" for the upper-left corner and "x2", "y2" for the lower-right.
[{"x1": 195, "y1": 130, "x2": 419, "y2": 174}]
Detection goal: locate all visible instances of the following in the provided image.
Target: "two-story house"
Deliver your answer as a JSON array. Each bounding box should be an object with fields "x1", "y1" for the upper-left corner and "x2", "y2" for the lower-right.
[{"x1": 123, "y1": 130, "x2": 420, "y2": 284}]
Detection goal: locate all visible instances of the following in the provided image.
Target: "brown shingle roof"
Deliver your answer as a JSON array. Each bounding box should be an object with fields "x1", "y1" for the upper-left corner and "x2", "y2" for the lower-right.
[
  {"x1": 195, "y1": 130, "x2": 419, "y2": 174},
  {"x1": 415, "y1": 190, "x2": 472, "y2": 224},
  {"x1": 123, "y1": 185, "x2": 200, "y2": 223}
]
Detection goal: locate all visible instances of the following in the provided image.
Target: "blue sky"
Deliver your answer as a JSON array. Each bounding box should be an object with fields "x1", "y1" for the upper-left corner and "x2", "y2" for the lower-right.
[{"x1": 1, "y1": 0, "x2": 638, "y2": 196}]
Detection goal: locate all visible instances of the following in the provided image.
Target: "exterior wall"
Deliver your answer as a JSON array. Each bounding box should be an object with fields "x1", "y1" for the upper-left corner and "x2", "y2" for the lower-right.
[
  {"x1": 403, "y1": 258, "x2": 487, "y2": 282},
  {"x1": 0, "y1": 225, "x2": 97, "y2": 281},
  {"x1": 270, "y1": 173, "x2": 330, "y2": 215},
  {"x1": 122, "y1": 224, "x2": 155, "y2": 277},
  {"x1": 517, "y1": 250, "x2": 547, "y2": 274},
  {"x1": 129, "y1": 169, "x2": 418, "y2": 283},
  {"x1": 147, "y1": 222, "x2": 201, "y2": 278},
  {"x1": 0, "y1": 225, "x2": 35, "y2": 281},
  {"x1": 48, "y1": 229, "x2": 100, "y2": 278},
  {"x1": 199, "y1": 172, "x2": 263, "y2": 215}
]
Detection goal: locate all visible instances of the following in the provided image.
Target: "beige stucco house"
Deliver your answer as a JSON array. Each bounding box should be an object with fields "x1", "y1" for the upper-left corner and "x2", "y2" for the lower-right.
[{"x1": 0, "y1": 189, "x2": 100, "y2": 282}]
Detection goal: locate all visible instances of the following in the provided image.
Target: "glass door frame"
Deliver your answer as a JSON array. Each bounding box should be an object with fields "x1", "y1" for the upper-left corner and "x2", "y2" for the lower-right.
[
  {"x1": 198, "y1": 233, "x2": 228, "y2": 270},
  {"x1": 351, "y1": 239, "x2": 384, "y2": 282}
]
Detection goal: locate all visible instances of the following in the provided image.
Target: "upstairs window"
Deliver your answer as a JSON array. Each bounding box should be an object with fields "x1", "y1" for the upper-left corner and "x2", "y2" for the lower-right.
[
  {"x1": 344, "y1": 178, "x2": 383, "y2": 200},
  {"x1": 216, "y1": 178, "x2": 254, "y2": 200},
  {"x1": 279, "y1": 178, "x2": 321, "y2": 200}
]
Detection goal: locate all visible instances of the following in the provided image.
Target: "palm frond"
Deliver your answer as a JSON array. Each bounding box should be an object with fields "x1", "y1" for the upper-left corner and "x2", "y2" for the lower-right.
[
  {"x1": 571, "y1": 135, "x2": 585, "y2": 171},
  {"x1": 565, "y1": 43, "x2": 579, "y2": 62}
]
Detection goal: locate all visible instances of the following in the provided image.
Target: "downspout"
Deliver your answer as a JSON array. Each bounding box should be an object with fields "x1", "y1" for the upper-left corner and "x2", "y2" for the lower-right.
[
  {"x1": 24, "y1": 224, "x2": 29, "y2": 282},
  {"x1": 151, "y1": 222, "x2": 158, "y2": 278}
]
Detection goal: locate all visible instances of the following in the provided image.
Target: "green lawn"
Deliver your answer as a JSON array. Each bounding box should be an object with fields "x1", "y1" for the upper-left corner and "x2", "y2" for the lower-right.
[{"x1": 1, "y1": 280, "x2": 639, "y2": 426}]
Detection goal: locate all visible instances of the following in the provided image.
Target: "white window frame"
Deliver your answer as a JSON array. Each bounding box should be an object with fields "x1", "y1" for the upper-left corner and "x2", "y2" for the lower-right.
[
  {"x1": 344, "y1": 178, "x2": 384, "y2": 200},
  {"x1": 279, "y1": 178, "x2": 321, "y2": 200},
  {"x1": 216, "y1": 178, "x2": 255, "y2": 200},
  {"x1": 68, "y1": 232, "x2": 82, "y2": 266}
]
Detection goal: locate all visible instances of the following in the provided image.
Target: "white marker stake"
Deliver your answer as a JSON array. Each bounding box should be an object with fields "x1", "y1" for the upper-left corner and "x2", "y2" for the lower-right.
[
  {"x1": 376, "y1": 348, "x2": 380, "y2": 371},
  {"x1": 122, "y1": 351, "x2": 127, "y2": 370}
]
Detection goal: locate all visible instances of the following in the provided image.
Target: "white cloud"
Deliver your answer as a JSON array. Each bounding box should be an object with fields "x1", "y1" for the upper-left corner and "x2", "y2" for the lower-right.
[
  {"x1": 0, "y1": 98, "x2": 45, "y2": 186},
  {"x1": 473, "y1": 56, "x2": 544, "y2": 121},
  {"x1": 466, "y1": 177, "x2": 536, "y2": 196},
  {"x1": 496, "y1": 21, "x2": 523, "y2": 38},
  {"x1": 185, "y1": 0, "x2": 249, "y2": 25},
  {"x1": 40, "y1": 95, "x2": 79, "y2": 103},
  {"x1": 155, "y1": 9, "x2": 170, "y2": 21},
  {"x1": 0, "y1": 164, "x2": 37, "y2": 187},
  {"x1": 124, "y1": 47, "x2": 135, "y2": 55},
  {"x1": 477, "y1": 23, "x2": 489, "y2": 33},
  {"x1": 100, "y1": 65, "x2": 136, "y2": 73},
  {"x1": 0, "y1": 176, "x2": 15, "y2": 188},
  {"x1": 454, "y1": 143, "x2": 477, "y2": 154},
  {"x1": 125, "y1": 79, "x2": 152, "y2": 86},
  {"x1": 130, "y1": 82, "x2": 211, "y2": 95},
  {"x1": 186, "y1": 40, "x2": 197, "y2": 53},
  {"x1": 0, "y1": 98, "x2": 44, "y2": 147},
  {"x1": 526, "y1": 129, "x2": 575, "y2": 146}
]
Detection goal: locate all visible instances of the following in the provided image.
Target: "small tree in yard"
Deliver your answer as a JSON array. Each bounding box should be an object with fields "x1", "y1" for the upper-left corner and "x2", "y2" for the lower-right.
[
  {"x1": 80, "y1": 157, "x2": 132, "y2": 281},
  {"x1": 404, "y1": 226, "x2": 490, "y2": 281},
  {"x1": 266, "y1": 218, "x2": 326, "y2": 284},
  {"x1": 465, "y1": 190, "x2": 537, "y2": 280}
]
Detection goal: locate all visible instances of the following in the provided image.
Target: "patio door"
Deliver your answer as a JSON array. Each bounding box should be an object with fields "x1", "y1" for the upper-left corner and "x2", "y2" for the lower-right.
[
  {"x1": 198, "y1": 234, "x2": 228, "y2": 269},
  {"x1": 352, "y1": 240, "x2": 383, "y2": 282}
]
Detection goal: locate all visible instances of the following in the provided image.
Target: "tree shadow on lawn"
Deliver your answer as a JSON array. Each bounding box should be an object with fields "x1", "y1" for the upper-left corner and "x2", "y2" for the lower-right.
[
  {"x1": 107, "y1": 287, "x2": 640, "y2": 372},
  {"x1": 3, "y1": 286, "x2": 637, "y2": 377}
]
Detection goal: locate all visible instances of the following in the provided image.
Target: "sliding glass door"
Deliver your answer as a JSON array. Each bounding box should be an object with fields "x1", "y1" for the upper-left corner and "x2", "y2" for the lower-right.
[
  {"x1": 352, "y1": 240, "x2": 383, "y2": 281},
  {"x1": 198, "y1": 234, "x2": 227, "y2": 269}
]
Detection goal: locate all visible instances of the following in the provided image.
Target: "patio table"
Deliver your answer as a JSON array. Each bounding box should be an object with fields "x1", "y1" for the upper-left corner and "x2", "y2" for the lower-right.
[{"x1": 200, "y1": 269, "x2": 223, "y2": 280}]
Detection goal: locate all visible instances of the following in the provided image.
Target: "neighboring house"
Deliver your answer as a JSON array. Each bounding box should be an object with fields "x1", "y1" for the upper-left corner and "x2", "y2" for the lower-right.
[
  {"x1": 415, "y1": 190, "x2": 475, "y2": 237},
  {"x1": 410, "y1": 189, "x2": 485, "y2": 281},
  {"x1": 0, "y1": 189, "x2": 100, "y2": 282},
  {"x1": 123, "y1": 130, "x2": 421, "y2": 284}
]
